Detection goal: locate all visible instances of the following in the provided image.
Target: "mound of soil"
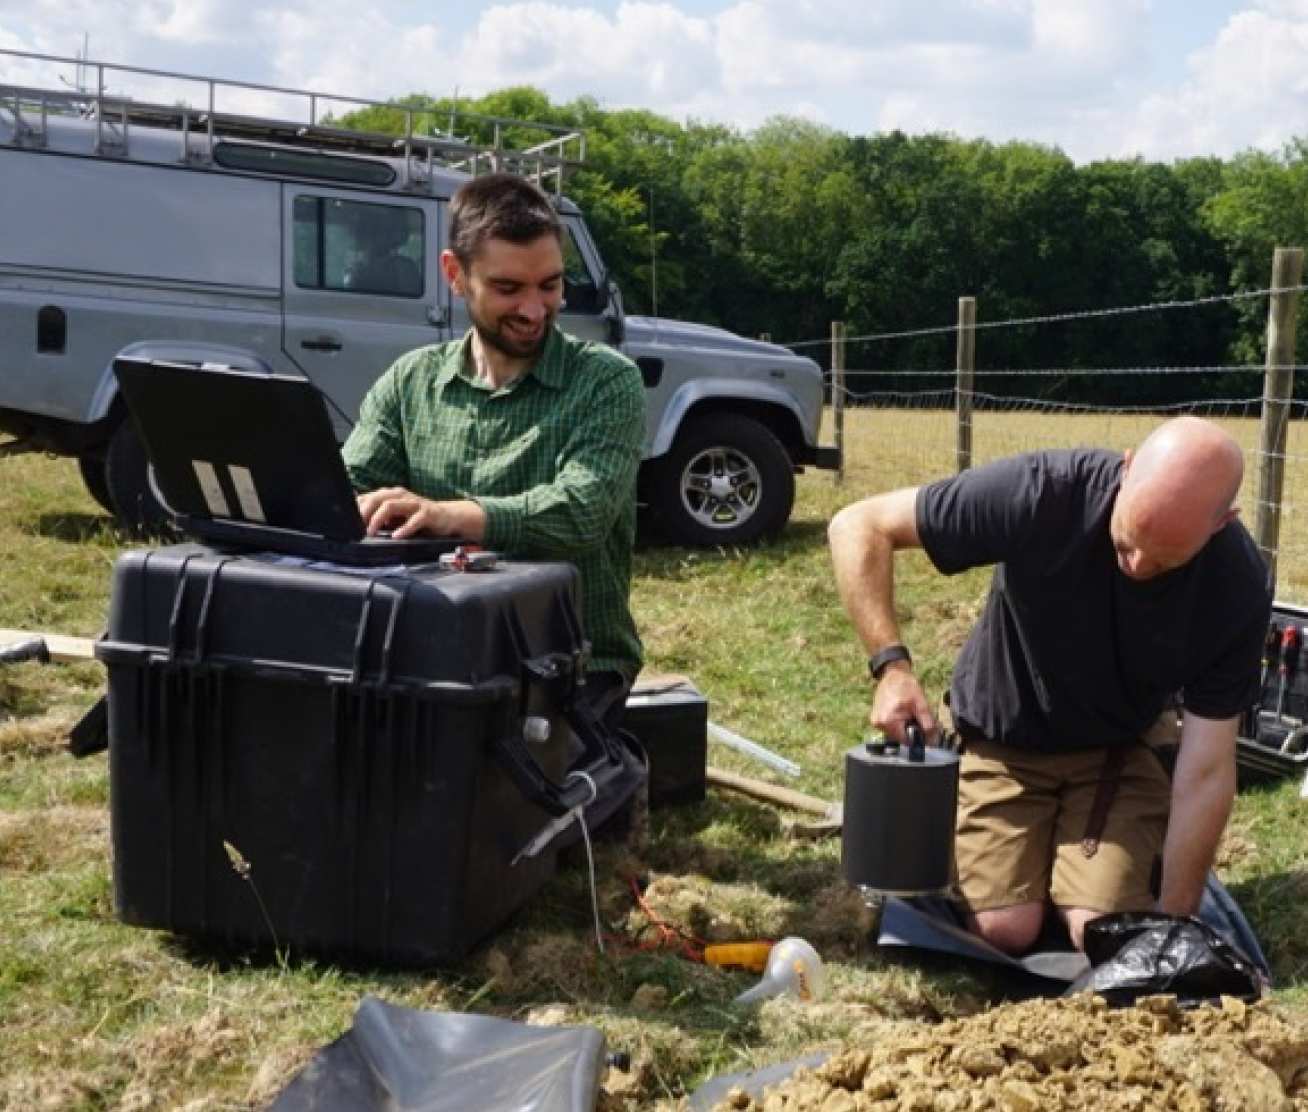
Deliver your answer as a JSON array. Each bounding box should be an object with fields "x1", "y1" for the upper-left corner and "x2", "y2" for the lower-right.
[{"x1": 712, "y1": 994, "x2": 1308, "y2": 1111}]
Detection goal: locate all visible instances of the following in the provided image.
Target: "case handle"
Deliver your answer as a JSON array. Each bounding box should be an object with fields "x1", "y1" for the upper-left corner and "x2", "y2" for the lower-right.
[{"x1": 493, "y1": 692, "x2": 628, "y2": 816}]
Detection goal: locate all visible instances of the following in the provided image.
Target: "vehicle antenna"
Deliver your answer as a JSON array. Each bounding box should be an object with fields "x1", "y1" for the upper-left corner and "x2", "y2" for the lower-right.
[{"x1": 59, "y1": 32, "x2": 91, "y2": 95}]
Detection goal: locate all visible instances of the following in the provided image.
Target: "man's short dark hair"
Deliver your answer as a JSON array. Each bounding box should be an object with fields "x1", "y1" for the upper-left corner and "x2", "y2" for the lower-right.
[{"x1": 448, "y1": 173, "x2": 562, "y2": 265}]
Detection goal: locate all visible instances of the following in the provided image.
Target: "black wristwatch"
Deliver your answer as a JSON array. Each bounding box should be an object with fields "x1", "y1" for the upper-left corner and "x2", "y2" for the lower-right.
[{"x1": 868, "y1": 643, "x2": 912, "y2": 680}]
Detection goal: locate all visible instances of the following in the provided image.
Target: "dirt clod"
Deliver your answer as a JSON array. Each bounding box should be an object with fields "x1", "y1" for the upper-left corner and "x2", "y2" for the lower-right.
[
  {"x1": 711, "y1": 994, "x2": 1308, "y2": 1111},
  {"x1": 630, "y1": 983, "x2": 670, "y2": 1010}
]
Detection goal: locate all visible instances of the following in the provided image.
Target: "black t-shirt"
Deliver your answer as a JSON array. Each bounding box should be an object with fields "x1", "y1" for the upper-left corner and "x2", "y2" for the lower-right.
[{"x1": 916, "y1": 449, "x2": 1270, "y2": 751}]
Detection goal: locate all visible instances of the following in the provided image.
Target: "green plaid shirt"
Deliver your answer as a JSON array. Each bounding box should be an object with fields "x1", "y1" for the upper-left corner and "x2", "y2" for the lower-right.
[{"x1": 342, "y1": 326, "x2": 644, "y2": 679}]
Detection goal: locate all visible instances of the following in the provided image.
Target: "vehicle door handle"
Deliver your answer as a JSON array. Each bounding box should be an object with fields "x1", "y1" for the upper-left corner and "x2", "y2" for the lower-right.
[{"x1": 301, "y1": 336, "x2": 343, "y2": 352}]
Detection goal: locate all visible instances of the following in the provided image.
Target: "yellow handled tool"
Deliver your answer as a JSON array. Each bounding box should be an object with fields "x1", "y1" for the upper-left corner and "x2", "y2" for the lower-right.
[{"x1": 703, "y1": 941, "x2": 773, "y2": 972}]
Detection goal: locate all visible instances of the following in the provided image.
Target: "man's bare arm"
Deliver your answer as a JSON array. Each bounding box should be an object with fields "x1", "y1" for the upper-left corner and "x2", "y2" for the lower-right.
[
  {"x1": 828, "y1": 488, "x2": 935, "y2": 740},
  {"x1": 1158, "y1": 711, "x2": 1238, "y2": 914}
]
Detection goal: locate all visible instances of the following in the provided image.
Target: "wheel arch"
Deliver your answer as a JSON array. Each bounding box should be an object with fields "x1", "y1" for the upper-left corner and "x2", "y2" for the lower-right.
[
  {"x1": 87, "y1": 340, "x2": 280, "y2": 426},
  {"x1": 647, "y1": 382, "x2": 809, "y2": 463}
]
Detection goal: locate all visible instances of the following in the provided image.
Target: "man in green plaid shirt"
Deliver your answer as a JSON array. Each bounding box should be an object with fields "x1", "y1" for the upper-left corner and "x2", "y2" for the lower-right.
[{"x1": 342, "y1": 173, "x2": 644, "y2": 721}]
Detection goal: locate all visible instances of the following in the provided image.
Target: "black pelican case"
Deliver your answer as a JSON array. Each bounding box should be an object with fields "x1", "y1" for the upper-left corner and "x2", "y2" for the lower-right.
[{"x1": 97, "y1": 544, "x2": 629, "y2": 965}]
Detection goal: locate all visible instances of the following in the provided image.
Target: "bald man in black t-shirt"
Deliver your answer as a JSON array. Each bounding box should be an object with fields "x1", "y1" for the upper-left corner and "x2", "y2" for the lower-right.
[{"x1": 829, "y1": 417, "x2": 1269, "y2": 954}]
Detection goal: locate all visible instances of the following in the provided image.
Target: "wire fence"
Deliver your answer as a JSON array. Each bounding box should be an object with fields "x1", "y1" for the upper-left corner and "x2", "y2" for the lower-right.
[
  {"x1": 784, "y1": 282, "x2": 1308, "y2": 350},
  {"x1": 798, "y1": 263, "x2": 1308, "y2": 602}
]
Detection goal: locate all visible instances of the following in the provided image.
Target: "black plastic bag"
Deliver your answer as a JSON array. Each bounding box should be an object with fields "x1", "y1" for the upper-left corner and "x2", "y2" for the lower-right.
[{"x1": 1066, "y1": 912, "x2": 1265, "y2": 1008}]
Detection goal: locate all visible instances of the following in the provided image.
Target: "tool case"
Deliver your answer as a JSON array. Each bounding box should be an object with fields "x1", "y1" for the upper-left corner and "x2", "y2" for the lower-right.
[
  {"x1": 96, "y1": 544, "x2": 632, "y2": 965},
  {"x1": 622, "y1": 676, "x2": 707, "y2": 808},
  {"x1": 1238, "y1": 600, "x2": 1308, "y2": 786}
]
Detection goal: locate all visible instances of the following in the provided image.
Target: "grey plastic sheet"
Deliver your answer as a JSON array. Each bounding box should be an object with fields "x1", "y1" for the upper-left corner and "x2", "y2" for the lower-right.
[
  {"x1": 270, "y1": 996, "x2": 606, "y2": 1112},
  {"x1": 877, "y1": 871, "x2": 1270, "y2": 984},
  {"x1": 688, "y1": 1054, "x2": 829, "y2": 1112}
]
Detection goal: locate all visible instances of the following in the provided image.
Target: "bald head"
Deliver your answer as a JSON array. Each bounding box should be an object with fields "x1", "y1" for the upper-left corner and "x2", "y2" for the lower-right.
[{"x1": 1109, "y1": 416, "x2": 1243, "y2": 580}]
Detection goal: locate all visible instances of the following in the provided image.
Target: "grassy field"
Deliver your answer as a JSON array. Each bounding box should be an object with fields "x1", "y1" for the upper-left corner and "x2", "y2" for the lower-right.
[{"x1": 2, "y1": 409, "x2": 1306, "y2": 1109}]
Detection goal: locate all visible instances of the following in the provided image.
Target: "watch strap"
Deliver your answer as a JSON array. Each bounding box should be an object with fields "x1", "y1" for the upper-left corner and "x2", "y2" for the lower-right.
[{"x1": 868, "y1": 643, "x2": 912, "y2": 680}]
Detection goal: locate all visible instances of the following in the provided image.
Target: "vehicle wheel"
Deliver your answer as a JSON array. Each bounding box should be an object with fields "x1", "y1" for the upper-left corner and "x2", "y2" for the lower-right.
[
  {"x1": 77, "y1": 453, "x2": 115, "y2": 515},
  {"x1": 650, "y1": 415, "x2": 795, "y2": 546},
  {"x1": 105, "y1": 420, "x2": 171, "y2": 534}
]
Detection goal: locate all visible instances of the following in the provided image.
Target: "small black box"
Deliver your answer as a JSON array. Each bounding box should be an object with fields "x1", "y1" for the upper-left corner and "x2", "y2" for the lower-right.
[{"x1": 623, "y1": 678, "x2": 707, "y2": 808}]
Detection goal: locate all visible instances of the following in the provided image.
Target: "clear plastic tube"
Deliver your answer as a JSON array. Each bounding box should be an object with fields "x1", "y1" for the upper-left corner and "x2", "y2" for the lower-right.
[{"x1": 707, "y1": 721, "x2": 801, "y2": 778}]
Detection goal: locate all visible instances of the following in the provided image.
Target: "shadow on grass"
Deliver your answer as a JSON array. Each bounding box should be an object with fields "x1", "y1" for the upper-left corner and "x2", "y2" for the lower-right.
[
  {"x1": 869, "y1": 944, "x2": 1069, "y2": 1008},
  {"x1": 633, "y1": 521, "x2": 830, "y2": 582},
  {"x1": 30, "y1": 511, "x2": 119, "y2": 543},
  {"x1": 645, "y1": 794, "x2": 817, "y2": 879},
  {"x1": 30, "y1": 512, "x2": 181, "y2": 548},
  {"x1": 162, "y1": 930, "x2": 482, "y2": 984},
  {"x1": 636, "y1": 515, "x2": 828, "y2": 548},
  {"x1": 1226, "y1": 867, "x2": 1308, "y2": 989}
]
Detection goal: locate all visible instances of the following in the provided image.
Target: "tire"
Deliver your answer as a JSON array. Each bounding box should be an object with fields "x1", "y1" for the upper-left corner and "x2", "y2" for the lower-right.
[
  {"x1": 649, "y1": 414, "x2": 795, "y2": 546},
  {"x1": 77, "y1": 453, "x2": 115, "y2": 515},
  {"x1": 104, "y1": 419, "x2": 171, "y2": 534}
]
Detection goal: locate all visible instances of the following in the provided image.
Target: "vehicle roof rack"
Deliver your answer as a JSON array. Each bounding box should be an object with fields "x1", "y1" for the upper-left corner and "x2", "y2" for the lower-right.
[{"x1": 0, "y1": 47, "x2": 585, "y2": 194}]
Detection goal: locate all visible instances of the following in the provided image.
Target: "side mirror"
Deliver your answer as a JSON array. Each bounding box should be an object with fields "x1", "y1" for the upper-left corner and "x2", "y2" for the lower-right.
[
  {"x1": 605, "y1": 278, "x2": 625, "y2": 347},
  {"x1": 563, "y1": 276, "x2": 608, "y2": 315}
]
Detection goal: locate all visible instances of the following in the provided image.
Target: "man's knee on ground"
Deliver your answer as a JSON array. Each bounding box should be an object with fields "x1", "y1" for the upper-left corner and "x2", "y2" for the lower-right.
[{"x1": 966, "y1": 902, "x2": 1045, "y2": 955}]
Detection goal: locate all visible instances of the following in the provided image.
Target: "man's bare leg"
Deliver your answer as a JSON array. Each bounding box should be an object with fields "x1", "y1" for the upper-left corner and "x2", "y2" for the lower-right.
[
  {"x1": 966, "y1": 901, "x2": 1045, "y2": 955},
  {"x1": 1058, "y1": 906, "x2": 1106, "y2": 952}
]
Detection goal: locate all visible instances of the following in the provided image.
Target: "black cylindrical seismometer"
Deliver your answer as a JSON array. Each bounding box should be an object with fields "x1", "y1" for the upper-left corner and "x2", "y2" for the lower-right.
[{"x1": 841, "y1": 723, "x2": 961, "y2": 898}]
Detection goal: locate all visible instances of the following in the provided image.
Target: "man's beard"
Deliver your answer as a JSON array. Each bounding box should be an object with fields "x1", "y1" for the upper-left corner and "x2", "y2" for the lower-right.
[{"x1": 469, "y1": 305, "x2": 554, "y2": 360}]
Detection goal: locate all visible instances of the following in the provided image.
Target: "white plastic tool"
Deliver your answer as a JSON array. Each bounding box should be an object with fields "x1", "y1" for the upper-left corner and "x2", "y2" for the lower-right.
[{"x1": 732, "y1": 937, "x2": 825, "y2": 1005}]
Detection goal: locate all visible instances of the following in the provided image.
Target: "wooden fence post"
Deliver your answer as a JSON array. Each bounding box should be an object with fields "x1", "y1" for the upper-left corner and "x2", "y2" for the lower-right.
[
  {"x1": 832, "y1": 321, "x2": 846, "y2": 485},
  {"x1": 1255, "y1": 246, "x2": 1305, "y2": 585},
  {"x1": 955, "y1": 296, "x2": 976, "y2": 473}
]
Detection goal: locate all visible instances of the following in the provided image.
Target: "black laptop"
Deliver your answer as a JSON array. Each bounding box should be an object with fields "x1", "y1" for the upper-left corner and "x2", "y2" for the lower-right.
[{"x1": 112, "y1": 357, "x2": 462, "y2": 566}]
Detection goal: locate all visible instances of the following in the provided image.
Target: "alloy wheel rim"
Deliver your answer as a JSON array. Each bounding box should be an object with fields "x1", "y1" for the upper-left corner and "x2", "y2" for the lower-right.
[{"x1": 678, "y1": 445, "x2": 762, "y2": 529}]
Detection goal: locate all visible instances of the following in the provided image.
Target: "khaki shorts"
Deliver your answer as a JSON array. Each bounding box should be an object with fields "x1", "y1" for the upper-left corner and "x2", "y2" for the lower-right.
[{"x1": 954, "y1": 737, "x2": 1171, "y2": 915}]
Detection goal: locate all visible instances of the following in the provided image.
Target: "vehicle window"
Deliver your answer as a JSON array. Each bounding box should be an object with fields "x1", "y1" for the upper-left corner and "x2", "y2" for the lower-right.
[
  {"x1": 293, "y1": 196, "x2": 424, "y2": 297},
  {"x1": 217, "y1": 143, "x2": 395, "y2": 186},
  {"x1": 562, "y1": 224, "x2": 603, "y2": 314}
]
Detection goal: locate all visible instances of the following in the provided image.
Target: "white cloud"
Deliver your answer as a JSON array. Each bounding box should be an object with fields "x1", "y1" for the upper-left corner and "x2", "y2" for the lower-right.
[
  {"x1": 1255, "y1": 0, "x2": 1308, "y2": 16},
  {"x1": 749, "y1": 0, "x2": 1028, "y2": 46},
  {"x1": 1120, "y1": 7, "x2": 1308, "y2": 159},
  {"x1": 459, "y1": 3, "x2": 717, "y2": 104},
  {"x1": 1031, "y1": 0, "x2": 1149, "y2": 68},
  {"x1": 133, "y1": 0, "x2": 233, "y2": 44},
  {"x1": 2, "y1": 1, "x2": 1307, "y2": 162}
]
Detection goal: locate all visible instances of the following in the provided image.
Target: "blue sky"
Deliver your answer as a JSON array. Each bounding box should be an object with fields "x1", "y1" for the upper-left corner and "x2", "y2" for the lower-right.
[{"x1": 4, "y1": 1, "x2": 1307, "y2": 162}]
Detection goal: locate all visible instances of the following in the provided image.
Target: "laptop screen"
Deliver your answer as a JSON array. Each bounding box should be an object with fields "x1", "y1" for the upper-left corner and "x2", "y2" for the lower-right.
[{"x1": 112, "y1": 357, "x2": 366, "y2": 542}]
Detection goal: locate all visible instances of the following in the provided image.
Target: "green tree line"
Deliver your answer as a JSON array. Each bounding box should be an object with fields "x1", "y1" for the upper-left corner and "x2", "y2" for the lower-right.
[{"x1": 339, "y1": 91, "x2": 1308, "y2": 404}]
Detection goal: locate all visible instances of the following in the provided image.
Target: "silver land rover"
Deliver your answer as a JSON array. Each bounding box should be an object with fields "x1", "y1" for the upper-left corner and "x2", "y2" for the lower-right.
[{"x1": 0, "y1": 49, "x2": 838, "y2": 544}]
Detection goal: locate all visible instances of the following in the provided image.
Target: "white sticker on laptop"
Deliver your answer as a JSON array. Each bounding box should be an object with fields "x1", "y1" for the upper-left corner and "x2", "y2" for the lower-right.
[
  {"x1": 191, "y1": 461, "x2": 231, "y2": 517},
  {"x1": 228, "y1": 465, "x2": 267, "y2": 523}
]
